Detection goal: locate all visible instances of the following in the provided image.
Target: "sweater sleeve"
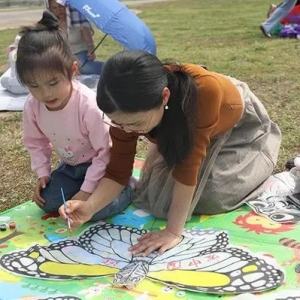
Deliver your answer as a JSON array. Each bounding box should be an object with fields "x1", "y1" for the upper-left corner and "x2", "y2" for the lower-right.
[
  {"x1": 103, "y1": 127, "x2": 138, "y2": 186},
  {"x1": 80, "y1": 106, "x2": 111, "y2": 193},
  {"x1": 172, "y1": 75, "x2": 224, "y2": 186},
  {"x1": 23, "y1": 99, "x2": 52, "y2": 179}
]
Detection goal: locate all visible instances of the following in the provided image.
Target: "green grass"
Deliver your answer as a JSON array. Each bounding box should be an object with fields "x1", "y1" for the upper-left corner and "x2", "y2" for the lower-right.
[{"x1": 0, "y1": 0, "x2": 300, "y2": 212}]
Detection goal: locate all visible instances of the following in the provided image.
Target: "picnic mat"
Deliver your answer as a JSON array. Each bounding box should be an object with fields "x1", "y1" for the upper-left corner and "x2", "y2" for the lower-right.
[{"x1": 0, "y1": 159, "x2": 299, "y2": 300}]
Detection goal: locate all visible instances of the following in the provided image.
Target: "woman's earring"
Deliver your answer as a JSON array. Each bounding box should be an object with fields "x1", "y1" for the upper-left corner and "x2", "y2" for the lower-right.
[{"x1": 164, "y1": 105, "x2": 169, "y2": 110}]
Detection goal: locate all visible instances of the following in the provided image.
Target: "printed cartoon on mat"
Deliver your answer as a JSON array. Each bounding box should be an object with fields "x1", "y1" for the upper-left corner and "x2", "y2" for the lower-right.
[
  {"x1": 233, "y1": 212, "x2": 295, "y2": 234},
  {"x1": 279, "y1": 237, "x2": 300, "y2": 285}
]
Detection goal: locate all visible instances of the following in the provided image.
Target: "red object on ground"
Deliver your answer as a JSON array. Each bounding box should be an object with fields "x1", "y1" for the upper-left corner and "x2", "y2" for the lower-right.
[
  {"x1": 281, "y1": 5, "x2": 300, "y2": 24},
  {"x1": 9, "y1": 221, "x2": 16, "y2": 229},
  {"x1": 41, "y1": 212, "x2": 60, "y2": 220}
]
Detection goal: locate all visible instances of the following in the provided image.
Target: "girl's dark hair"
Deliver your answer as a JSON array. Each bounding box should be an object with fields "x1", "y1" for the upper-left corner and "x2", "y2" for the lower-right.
[
  {"x1": 97, "y1": 50, "x2": 199, "y2": 167},
  {"x1": 16, "y1": 10, "x2": 76, "y2": 85}
]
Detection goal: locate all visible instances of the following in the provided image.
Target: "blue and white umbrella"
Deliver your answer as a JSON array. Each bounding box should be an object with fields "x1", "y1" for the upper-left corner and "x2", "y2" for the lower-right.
[{"x1": 65, "y1": 0, "x2": 156, "y2": 54}]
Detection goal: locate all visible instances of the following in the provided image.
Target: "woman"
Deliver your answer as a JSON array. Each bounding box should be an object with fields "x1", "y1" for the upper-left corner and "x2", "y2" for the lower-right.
[
  {"x1": 59, "y1": 50, "x2": 282, "y2": 256},
  {"x1": 47, "y1": 0, "x2": 104, "y2": 75}
]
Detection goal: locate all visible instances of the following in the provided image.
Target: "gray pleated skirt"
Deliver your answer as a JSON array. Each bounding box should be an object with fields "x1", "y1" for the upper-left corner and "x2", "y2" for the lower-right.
[{"x1": 133, "y1": 76, "x2": 282, "y2": 219}]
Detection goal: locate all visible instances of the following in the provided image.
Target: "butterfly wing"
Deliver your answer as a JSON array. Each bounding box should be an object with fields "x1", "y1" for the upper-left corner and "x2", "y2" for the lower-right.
[
  {"x1": 38, "y1": 297, "x2": 82, "y2": 300},
  {"x1": 79, "y1": 223, "x2": 147, "y2": 262},
  {"x1": 149, "y1": 230, "x2": 229, "y2": 271},
  {"x1": 0, "y1": 223, "x2": 147, "y2": 280},
  {"x1": 0, "y1": 239, "x2": 119, "y2": 279},
  {"x1": 147, "y1": 246, "x2": 284, "y2": 294}
]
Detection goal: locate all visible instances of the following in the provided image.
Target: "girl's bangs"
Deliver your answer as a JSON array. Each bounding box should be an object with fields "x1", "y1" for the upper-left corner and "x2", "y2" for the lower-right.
[{"x1": 17, "y1": 49, "x2": 73, "y2": 85}]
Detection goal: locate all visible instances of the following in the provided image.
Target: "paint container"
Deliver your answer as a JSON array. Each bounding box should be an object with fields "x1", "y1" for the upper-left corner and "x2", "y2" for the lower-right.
[
  {"x1": 0, "y1": 223, "x2": 7, "y2": 231},
  {"x1": 9, "y1": 221, "x2": 16, "y2": 230}
]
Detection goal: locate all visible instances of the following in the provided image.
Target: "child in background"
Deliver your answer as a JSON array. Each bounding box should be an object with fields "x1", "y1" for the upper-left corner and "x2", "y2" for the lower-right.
[
  {"x1": 6, "y1": 34, "x2": 21, "y2": 55},
  {"x1": 0, "y1": 34, "x2": 29, "y2": 95},
  {"x1": 17, "y1": 10, "x2": 133, "y2": 220},
  {"x1": 47, "y1": 0, "x2": 104, "y2": 75}
]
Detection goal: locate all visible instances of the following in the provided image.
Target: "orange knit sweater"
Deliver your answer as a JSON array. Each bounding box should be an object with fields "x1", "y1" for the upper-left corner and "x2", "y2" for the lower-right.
[{"x1": 103, "y1": 64, "x2": 243, "y2": 186}]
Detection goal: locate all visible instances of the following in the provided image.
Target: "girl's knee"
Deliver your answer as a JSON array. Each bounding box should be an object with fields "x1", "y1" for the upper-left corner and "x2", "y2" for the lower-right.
[
  {"x1": 39, "y1": 202, "x2": 59, "y2": 214},
  {"x1": 39, "y1": 190, "x2": 61, "y2": 213}
]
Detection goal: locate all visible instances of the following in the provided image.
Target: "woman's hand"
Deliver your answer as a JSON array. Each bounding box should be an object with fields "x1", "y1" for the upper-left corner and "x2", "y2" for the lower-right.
[
  {"x1": 58, "y1": 199, "x2": 93, "y2": 230},
  {"x1": 129, "y1": 229, "x2": 181, "y2": 256}
]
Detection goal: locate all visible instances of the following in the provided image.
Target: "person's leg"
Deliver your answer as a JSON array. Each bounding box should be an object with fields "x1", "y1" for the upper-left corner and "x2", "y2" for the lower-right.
[
  {"x1": 40, "y1": 162, "x2": 90, "y2": 213},
  {"x1": 90, "y1": 185, "x2": 134, "y2": 221},
  {"x1": 261, "y1": 0, "x2": 297, "y2": 36},
  {"x1": 75, "y1": 50, "x2": 87, "y2": 66},
  {"x1": 194, "y1": 78, "x2": 281, "y2": 215},
  {"x1": 81, "y1": 60, "x2": 104, "y2": 75},
  {"x1": 75, "y1": 50, "x2": 104, "y2": 75}
]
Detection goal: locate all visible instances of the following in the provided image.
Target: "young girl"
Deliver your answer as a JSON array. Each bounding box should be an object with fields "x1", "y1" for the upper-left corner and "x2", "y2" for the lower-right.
[
  {"x1": 60, "y1": 50, "x2": 282, "y2": 256},
  {"x1": 17, "y1": 10, "x2": 133, "y2": 219}
]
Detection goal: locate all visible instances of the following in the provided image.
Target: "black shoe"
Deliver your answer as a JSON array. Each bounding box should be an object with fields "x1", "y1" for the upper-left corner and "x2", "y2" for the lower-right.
[{"x1": 285, "y1": 157, "x2": 295, "y2": 170}]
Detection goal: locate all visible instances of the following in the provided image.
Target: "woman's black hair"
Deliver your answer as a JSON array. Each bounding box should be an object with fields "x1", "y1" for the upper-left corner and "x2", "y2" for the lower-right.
[
  {"x1": 97, "y1": 50, "x2": 199, "y2": 167},
  {"x1": 16, "y1": 10, "x2": 76, "y2": 85}
]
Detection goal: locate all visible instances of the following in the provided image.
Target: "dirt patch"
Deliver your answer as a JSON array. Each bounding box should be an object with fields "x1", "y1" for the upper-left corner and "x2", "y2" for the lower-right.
[{"x1": 0, "y1": 112, "x2": 15, "y2": 119}]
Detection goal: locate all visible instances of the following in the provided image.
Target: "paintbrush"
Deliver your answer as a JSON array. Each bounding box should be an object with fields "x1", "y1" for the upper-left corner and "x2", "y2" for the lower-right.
[{"x1": 61, "y1": 187, "x2": 71, "y2": 233}]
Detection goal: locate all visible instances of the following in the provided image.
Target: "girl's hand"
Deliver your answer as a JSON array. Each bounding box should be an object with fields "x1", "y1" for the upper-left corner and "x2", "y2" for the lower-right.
[
  {"x1": 129, "y1": 229, "x2": 181, "y2": 257},
  {"x1": 58, "y1": 200, "x2": 93, "y2": 230},
  {"x1": 32, "y1": 176, "x2": 50, "y2": 207}
]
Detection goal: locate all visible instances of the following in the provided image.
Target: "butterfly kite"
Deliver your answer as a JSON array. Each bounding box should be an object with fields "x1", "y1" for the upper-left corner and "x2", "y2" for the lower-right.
[{"x1": 0, "y1": 223, "x2": 284, "y2": 294}]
